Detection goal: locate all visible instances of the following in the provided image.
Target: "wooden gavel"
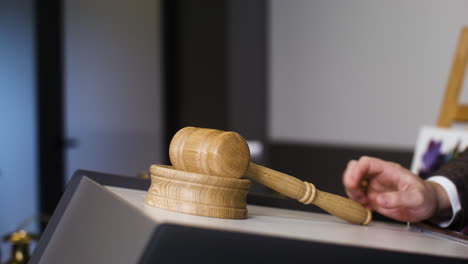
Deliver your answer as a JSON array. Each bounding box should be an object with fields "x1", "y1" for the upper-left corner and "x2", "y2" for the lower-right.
[{"x1": 169, "y1": 127, "x2": 372, "y2": 225}]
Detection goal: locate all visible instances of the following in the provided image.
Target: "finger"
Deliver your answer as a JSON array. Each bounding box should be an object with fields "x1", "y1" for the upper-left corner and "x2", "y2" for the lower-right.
[
  {"x1": 343, "y1": 160, "x2": 357, "y2": 188},
  {"x1": 345, "y1": 157, "x2": 369, "y2": 191},
  {"x1": 367, "y1": 178, "x2": 388, "y2": 193},
  {"x1": 375, "y1": 191, "x2": 424, "y2": 209},
  {"x1": 351, "y1": 156, "x2": 386, "y2": 184},
  {"x1": 343, "y1": 160, "x2": 366, "y2": 201},
  {"x1": 353, "y1": 156, "x2": 406, "y2": 189},
  {"x1": 373, "y1": 204, "x2": 425, "y2": 222},
  {"x1": 345, "y1": 189, "x2": 368, "y2": 204},
  {"x1": 344, "y1": 158, "x2": 373, "y2": 190},
  {"x1": 373, "y1": 207, "x2": 411, "y2": 222},
  {"x1": 344, "y1": 156, "x2": 382, "y2": 203}
]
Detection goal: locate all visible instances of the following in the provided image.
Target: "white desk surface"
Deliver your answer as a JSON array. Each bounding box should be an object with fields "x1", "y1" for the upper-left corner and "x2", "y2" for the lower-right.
[{"x1": 106, "y1": 185, "x2": 468, "y2": 259}]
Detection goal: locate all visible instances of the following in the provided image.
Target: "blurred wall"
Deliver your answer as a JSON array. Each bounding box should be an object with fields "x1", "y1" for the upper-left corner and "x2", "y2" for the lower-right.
[
  {"x1": 270, "y1": 0, "x2": 468, "y2": 149},
  {"x1": 64, "y1": 0, "x2": 163, "y2": 180},
  {"x1": 0, "y1": 0, "x2": 37, "y2": 260}
]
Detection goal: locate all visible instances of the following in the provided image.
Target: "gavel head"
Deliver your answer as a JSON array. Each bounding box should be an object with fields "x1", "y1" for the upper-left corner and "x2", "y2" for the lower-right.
[{"x1": 169, "y1": 127, "x2": 250, "y2": 179}]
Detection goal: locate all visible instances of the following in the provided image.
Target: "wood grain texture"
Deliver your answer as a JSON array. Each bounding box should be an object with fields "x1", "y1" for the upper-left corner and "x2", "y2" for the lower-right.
[
  {"x1": 169, "y1": 127, "x2": 250, "y2": 178},
  {"x1": 454, "y1": 104, "x2": 468, "y2": 121},
  {"x1": 246, "y1": 163, "x2": 371, "y2": 225},
  {"x1": 145, "y1": 165, "x2": 250, "y2": 219},
  {"x1": 437, "y1": 27, "x2": 468, "y2": 127},
  {"x1": 169, "y1": 127, "x2": 372, "y2": 225}
]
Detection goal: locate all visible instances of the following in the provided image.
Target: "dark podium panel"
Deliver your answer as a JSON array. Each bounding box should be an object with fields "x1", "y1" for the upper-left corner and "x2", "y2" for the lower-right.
[{"x1": 30, "y1": 170, "x2": 468, "y2": 264}]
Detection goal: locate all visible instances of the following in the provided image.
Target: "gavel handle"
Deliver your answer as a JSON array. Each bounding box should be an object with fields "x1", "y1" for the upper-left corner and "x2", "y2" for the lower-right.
[{"x1": 245, "y1": 163, "x2": 372, "y2": 225}]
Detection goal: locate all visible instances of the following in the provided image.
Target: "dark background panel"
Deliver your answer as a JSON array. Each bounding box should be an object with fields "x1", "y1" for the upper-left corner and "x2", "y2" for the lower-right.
[
  {"x1": 163, "y1": 0, "x2": 268, "y2": 145},
  {"x1": 228, "y1": 0, "x2": 268, "y2": 141},
  {"x1": 269, "y1": 142, "x2": 413, "y2": 197},
  {"x1": 163, "y1": 0, "x2": 230, "y2": 140},
  {"x1": 36, "y1": 0, "x2": 65, "y2": 221}
]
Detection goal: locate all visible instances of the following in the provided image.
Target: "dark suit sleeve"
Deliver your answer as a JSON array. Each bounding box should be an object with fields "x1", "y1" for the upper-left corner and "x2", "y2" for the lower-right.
[{"x1": 432, "y1": 148, "x2": 468, "y2": 229}]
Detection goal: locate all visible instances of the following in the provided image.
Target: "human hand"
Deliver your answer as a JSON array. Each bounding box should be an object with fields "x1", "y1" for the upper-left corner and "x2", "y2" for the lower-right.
[{"x1": 343, "y1": 156, "x2": 449, "y2": 222}]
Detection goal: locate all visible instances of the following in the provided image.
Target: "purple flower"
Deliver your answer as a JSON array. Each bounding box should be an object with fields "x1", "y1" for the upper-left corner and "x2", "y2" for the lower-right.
[
  {"x1": 422, "y1": 140, "x2": 442, "y2": 170},
  {"x1": 418, "y1": 139, "x2": 462, "y2": 179}
]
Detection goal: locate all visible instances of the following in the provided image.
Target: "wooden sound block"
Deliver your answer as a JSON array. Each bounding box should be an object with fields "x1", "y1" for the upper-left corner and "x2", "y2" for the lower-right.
[{"x1": 145, "y1": 165, "x2": 251, "y2": 219}]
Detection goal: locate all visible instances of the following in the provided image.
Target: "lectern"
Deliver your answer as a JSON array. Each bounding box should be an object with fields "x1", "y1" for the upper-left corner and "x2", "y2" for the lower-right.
[{"x1": 30, "y1": 170, "x2": 468, "y2": 263}]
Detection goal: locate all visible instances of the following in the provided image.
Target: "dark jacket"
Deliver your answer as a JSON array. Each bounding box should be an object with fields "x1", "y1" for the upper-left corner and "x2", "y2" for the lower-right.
[{"x1": 433, "y1": 148, "x2": 468, "y2": 230}]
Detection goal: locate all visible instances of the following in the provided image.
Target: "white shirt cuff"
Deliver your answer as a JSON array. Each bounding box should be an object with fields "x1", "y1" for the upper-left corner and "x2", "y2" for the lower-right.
[{"x1": 426, "y1": 176, "x2": 461, "y2": 228}]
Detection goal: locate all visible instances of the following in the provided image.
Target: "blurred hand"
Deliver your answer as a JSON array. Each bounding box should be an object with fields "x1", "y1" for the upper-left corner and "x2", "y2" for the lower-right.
[{"x1": 343, "y1": 156, "x2": 449, "y2": 222}]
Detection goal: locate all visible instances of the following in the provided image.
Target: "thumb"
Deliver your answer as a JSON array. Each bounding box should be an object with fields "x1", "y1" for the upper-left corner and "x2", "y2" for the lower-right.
[{"x1": 376, "y1": 191, "x2": 423, "y2": 209}]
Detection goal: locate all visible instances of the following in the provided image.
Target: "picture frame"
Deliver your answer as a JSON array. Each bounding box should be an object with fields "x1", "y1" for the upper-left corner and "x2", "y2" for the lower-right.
[{"x1": 411, "y1": 126, "x2": 468, "y2": 179}]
